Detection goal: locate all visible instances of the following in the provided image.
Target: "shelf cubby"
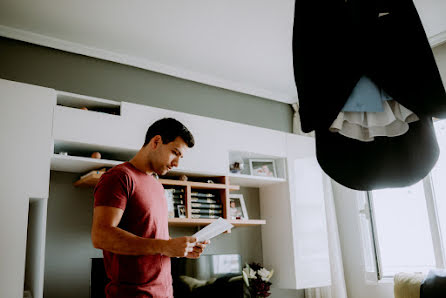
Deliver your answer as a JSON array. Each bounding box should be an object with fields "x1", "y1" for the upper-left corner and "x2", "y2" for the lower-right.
[
  {"x1": 57, "y1": 91, "x2": 121, "y2": 116},
  {"x1": 228, "y1": 150, "x2": 287, "y2": 187}
]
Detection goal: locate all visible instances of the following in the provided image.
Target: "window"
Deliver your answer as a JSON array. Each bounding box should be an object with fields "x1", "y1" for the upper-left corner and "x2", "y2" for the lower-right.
[{"x1": 361, "y1": 119, "x2": 446, "y2": 279}]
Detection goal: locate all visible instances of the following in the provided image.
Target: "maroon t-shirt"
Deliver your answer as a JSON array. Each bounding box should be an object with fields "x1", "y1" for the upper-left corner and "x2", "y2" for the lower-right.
[{"x1": 94, "y1": 162, "x2": 173, "y2": 298}]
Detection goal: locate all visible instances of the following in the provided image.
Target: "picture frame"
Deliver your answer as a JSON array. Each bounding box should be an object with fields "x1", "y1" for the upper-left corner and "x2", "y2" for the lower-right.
[
  {"x1": 177, "y1": 204, "x2": 186, "y2": 218},
  {"x1": 249, "y1": 159, "x2": 277, "y2": 178},
  {"x1": 229, "y1": 194, "x2": 249, "y2": 220}
]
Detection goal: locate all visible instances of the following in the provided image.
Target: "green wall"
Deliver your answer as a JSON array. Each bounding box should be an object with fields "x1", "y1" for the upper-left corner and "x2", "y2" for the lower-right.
[{"x1": 0, "y1": 37, "x2": 293, "y2": 133}]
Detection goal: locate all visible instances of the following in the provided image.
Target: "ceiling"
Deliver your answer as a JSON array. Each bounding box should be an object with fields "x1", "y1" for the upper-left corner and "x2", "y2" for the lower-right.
[{"x1": 0, "y1": 0, "x2": 445, "y2": 104}]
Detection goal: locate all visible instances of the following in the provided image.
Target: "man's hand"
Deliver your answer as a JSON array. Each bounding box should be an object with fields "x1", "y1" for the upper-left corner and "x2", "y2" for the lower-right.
[
  {"x1": 162, "y1": 236, "x2": 197, "y2": 257},
  {"x1": 186, "y1": 240, "x2": 210, "y2": 259}
]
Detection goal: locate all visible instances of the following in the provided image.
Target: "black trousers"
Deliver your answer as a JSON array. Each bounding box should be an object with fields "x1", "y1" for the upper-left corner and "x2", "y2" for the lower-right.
[{"x1": 293, "y1": 0, "x2": 446, "y2": 190}]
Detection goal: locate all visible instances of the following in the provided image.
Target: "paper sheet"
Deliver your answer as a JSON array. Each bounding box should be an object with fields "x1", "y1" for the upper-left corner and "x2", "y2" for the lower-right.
[{"x1": 192, "y1": 217, "x2": 234, "y2": 242}]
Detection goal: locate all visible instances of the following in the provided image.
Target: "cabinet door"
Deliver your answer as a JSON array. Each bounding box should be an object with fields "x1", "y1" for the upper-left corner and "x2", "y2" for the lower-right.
[
  {"x1": 222, "y1": 121, "x2": 287, "y2": 157},
  {"x1": 0, "y1": 79, "x2": 55, "y2": 298},
  {"x1": 287, "y1": 133, "x2": 331, "y2": 289},
  {"x1": 53, "y1": 105, "x2": 140, "y2": 151},
  {"x1": 261, "y1": 134, "x2": 331, "y2": 289},
  {"x1": 121, "y1": 102, "x2": 228, "y2": 174}
]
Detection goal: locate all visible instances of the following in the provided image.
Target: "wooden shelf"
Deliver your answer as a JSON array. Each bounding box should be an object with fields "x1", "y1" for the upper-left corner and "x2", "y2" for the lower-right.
[
  {"x1": 159, "y1": 179, "x2": 239, "y2": 191},
  {"x1": 228, "y1": 219, "x2": 266, "y2": 226},
  {"x1": 72, "y1": 171, "x2": 265, "y2": 227},
  {"x1": 73, "y1": 172, "x2": 103, "y2": 187},
  {"x1": 228, "y1": 173, "x2": 286, "y2": 187},
  {"x1": 72, "y1": 172, "x2": 240, "y2": 190},
  {"x1": 168, "y1": 218, "x2": 266, "y2": 227}
]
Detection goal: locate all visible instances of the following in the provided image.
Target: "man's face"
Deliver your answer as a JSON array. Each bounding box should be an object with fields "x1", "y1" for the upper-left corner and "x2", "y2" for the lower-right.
[{"x1": 151, "y1": 136, "x2": 189, "y2": 175}]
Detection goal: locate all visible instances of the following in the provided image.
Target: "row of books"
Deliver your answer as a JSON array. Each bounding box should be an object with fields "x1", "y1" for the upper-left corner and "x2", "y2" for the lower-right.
[
  {"x1": 189, "y1": 190, "x2": 221, "y2": 218},
  {"x1": 164, "y1": 188, "x2": 223, "y2": 219}
]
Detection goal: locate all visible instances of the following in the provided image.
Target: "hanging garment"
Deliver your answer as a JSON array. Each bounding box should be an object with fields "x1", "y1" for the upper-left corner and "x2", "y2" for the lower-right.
[
  {"x1": 331, "y1": 76, "x2": 419, "y2": 142},
  {"x1": 342, "y1": 76, "x2": 387, "y2": 113},
  {"x1": 293, "y1": 0, "x2": 446, "y2": 133},
  {"x1": 331, "y1": 100, "x2": 419, "y2": 142},
  {"x1": 292, "y1": 0, "x2": 446, "y2": 190},
  {"x1": 316, "y1": 116, "x2": 438, "y2": 190}
]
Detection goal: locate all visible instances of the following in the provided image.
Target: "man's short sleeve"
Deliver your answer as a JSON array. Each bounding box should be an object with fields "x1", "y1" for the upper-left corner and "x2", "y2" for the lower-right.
[{"x1": 94, "y1": 169, "x2": 132, "y2": 210}]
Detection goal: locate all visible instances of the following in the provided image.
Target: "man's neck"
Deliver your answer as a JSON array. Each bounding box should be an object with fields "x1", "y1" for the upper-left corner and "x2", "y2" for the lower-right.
[{"x1": 129, "y1": 152, "x2": 154, "y2": 175}]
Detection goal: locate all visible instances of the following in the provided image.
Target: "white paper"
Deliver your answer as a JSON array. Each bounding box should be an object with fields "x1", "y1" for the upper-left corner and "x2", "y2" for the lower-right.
[{"x1": 192, "y1": 217, "x2": 234, "y2": 242}]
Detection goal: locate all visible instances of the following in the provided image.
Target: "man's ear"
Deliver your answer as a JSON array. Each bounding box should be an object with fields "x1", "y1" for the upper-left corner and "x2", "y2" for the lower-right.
[{"x1": 150, "y1": 135, "x2": 162, "y2": 149}]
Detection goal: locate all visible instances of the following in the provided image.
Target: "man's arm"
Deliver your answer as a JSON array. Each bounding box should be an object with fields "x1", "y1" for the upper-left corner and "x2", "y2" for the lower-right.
[{"x1": 91, "y1": 206, "x2": 197, "y2": 257}]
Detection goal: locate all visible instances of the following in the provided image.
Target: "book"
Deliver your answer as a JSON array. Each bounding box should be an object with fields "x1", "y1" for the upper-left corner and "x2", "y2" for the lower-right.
[
  {"x1": 173, "y1": 199, "x2": 184, "y2": 205},
  {"x1": 165, "y1": 188, "x2": 184, "y2": 194},
  {"x1": 192, "y1": 209, "x2": 222, "y2": 215},
  {"x1": 191, "y1": 214, "x2": 220, "y2": 219},
  {"x1": 191, "y1": 192, "x2": 215, "y2": 198},
  {"x1": 191, "y1": 203, "x2": 222, "y2": 209},
  {"x1": 191, "y1": 197, "x2": 219, "y2": 204}
]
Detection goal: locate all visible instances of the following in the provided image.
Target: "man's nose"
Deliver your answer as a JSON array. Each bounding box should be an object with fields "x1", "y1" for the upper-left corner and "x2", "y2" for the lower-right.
[{"x1": 171, "y1": 158, "x2": 179, "y2": 167}]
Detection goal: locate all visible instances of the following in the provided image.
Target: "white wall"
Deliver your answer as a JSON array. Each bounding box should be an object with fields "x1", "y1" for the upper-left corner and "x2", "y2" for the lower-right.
[{"x1": 433, "y1": 43, "x2": 446, "y2": 85}]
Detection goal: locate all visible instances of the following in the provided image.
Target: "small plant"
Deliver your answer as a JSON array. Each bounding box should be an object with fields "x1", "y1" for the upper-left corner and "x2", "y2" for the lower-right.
[{"x1": 242, "y1": 262, "x2": 274, "y2": 298}]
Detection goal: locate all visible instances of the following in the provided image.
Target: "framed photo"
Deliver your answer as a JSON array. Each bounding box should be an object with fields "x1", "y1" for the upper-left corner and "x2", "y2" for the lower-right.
[
  {"x1": 249, "y1": 159, "x2": 277, "y2": 178},
  {"x1": 177, "y1": 204, "x2": 186, "y2": 218},
  {"x1": 229, "y1": 194, "x2": 248, "y2": 220}
]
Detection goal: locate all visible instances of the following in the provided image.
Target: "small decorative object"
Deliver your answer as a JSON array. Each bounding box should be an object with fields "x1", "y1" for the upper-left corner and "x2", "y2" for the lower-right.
[
  {"x1": 58, "y1": 151, "x2": 68, "y2": 156},
  {"x1": 229, "y1": 194, "x2": 248, "y2": 220},
  {"x1": 229, "y1": 159, "x2": 244, "y2": 174},
  {"x1": 242, "y1": 263, "x2": 274, "y2": 298},
  {"x1": 91, "y1": 152, "x2": 101, "y2": 159},
  {"x1": 206, "y1": 179, "x2": 214, "y2": 184},
  {"x1": 81, "y1": 107, "x2": 89, "y2": 111},
  {"x1": 249, "y1": 159, "x2": 277, "y2": 178},
  {"x1": 177, "y1": 204, "x2": 186, "y2": 218},
  {"x1": 179, "y1": 174, "x2": 188, "y2": 181}
]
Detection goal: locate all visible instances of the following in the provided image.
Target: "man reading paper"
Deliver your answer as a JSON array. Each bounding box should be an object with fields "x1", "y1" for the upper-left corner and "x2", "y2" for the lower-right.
[{"x1": 91, "y1": 118, "x2": 209, "y2": 298}]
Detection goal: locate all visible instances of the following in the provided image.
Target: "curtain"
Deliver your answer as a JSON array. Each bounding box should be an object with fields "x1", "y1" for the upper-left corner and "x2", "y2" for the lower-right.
[
  {"x1": 292, "y1": 103, "x2": 314, "y2": 137},
  {"x1": 304, "y1": 174, "x2": 348, "y2": 298}
]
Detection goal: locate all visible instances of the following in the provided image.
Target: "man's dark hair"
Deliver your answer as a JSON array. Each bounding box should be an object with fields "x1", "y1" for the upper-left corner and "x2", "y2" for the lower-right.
[{"x1": 143, "y1": 118, "x2": 195, "y2": 148}]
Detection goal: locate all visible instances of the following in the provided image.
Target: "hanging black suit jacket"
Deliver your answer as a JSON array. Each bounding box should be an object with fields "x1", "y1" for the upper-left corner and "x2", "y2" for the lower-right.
[{"x1": 292, "y1": 0, "x2": 446, "y2": 190}]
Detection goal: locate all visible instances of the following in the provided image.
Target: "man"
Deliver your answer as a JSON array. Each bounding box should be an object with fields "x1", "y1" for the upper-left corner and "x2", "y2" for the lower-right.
[{"x1": 91, "y1": 118, "x2": 209, "y2": 298}]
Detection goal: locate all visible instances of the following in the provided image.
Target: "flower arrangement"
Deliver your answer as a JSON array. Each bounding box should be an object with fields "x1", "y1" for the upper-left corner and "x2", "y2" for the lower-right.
[{"x1": 242, "y1": 262, "x2": 274, "y2": 298}]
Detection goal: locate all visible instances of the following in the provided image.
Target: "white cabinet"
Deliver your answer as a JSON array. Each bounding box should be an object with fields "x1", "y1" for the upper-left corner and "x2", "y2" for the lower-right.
[
  {"x1": 260, "y1": 133, "x2": 331, "y2": 289},
  {"x1": 0, "y1": 79, "x2": 55, "y2": 298},
  {"x1": 122, "y1": 102, "x2": 228, "y2": 175},
  {"x1": 222, "y1": 121, "x2": 287, "y2": 158},
  {"x1": 0, "y1": 80, "x2": 332, "y2": 297},
  {"x1": 287, "y1": 133, "x2": 331, "y2": 288},
  {"x1": 53, "y1": 105, "x2": 140, "y2": 152}
]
